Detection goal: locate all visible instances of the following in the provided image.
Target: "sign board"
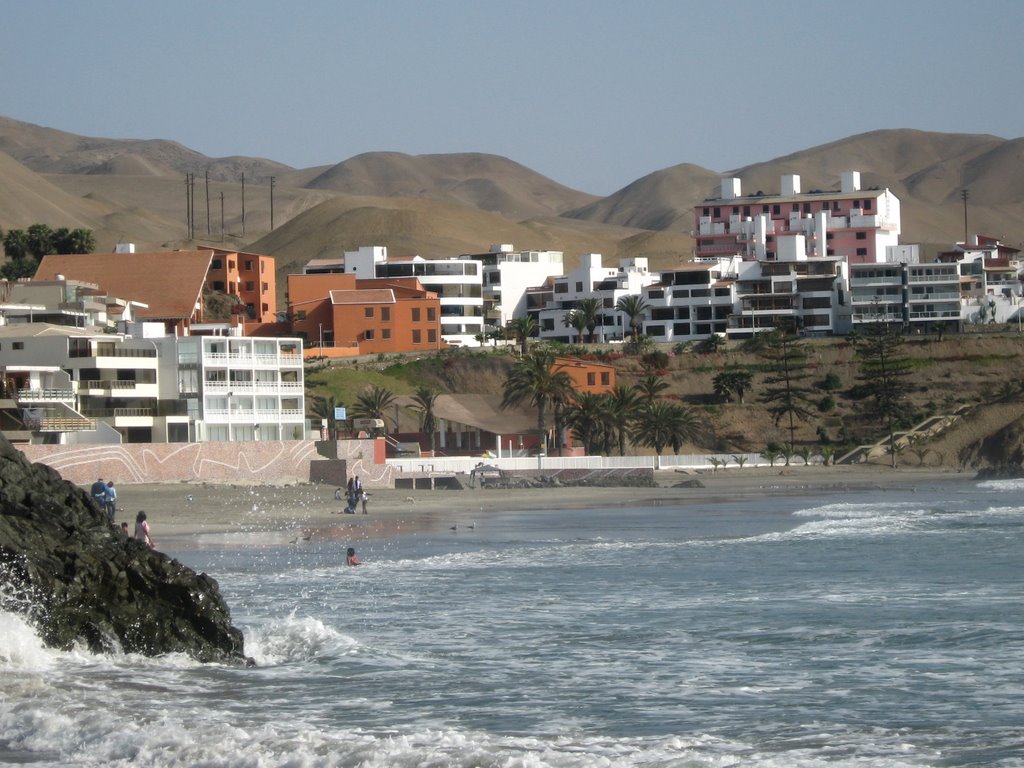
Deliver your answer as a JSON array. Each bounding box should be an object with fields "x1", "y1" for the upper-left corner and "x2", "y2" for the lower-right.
[
  {"x1": 334, "y1": 407, "x2": 347, "y2": 421},
  {"x1": 352, "y1": 418, "x2": 385, "y2": 430}
]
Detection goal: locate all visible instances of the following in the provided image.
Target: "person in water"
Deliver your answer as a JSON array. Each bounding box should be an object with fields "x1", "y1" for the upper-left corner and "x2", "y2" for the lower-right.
[
  {"x1": 345, "y1": 547, "x2": 361, "y2": 566},
  {"x1": 135, "y1": 510, "x2": 155, "y2": 549}
]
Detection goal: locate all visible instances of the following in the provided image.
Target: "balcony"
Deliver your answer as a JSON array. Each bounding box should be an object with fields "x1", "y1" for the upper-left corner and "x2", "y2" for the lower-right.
[
  {"x1": 15, "y1": 388, "x2": 75, "y2": 404},
  {"x1": 24, "y1": 415, "x2": 96, "y2": 432},
  {"x1": 78, "y1": 379, "x2": 140, "y2": 392}
]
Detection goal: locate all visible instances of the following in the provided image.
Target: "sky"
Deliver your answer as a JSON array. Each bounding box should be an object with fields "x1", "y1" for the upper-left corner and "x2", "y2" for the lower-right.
[{"x1": 3, "y1": 0, "x2": 1023, "y2": 196}]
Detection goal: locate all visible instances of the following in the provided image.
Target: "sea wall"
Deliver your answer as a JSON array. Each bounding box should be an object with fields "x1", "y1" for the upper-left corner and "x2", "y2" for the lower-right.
[{"x1": 18, "y1": 439, "x2": 394, "y2": 488}]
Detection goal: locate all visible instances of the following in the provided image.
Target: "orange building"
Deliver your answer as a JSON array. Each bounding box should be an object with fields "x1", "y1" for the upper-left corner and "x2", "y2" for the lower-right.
[
  {"x1": 287, "y1": 273, "x2": 445, "y2": 357},
  {"x1": 553, "y1": 357, "x2": 616, "y2": 395},
  {"x1": 204, "y1": 247, "x2": 277, "y2": 323}
]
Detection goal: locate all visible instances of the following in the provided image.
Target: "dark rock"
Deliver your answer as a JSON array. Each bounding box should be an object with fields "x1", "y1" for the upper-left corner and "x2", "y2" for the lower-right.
[{"x1": 0, "y1": 435, "x2": 247, "y2": 664}]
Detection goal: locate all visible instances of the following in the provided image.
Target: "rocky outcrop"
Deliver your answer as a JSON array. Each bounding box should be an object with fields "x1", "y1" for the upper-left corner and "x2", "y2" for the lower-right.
[
  {"x1": 0, "y1": 435, "x2": 247, "y2": 664},
  {"x1": 960, "y1": 414, "x2": 1024, "y2": 473}
]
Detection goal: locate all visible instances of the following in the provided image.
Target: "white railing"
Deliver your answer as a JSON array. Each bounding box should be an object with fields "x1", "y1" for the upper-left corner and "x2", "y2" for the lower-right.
[{"x1": 386, "y1": 452, "x2": 780, "y2": 475}]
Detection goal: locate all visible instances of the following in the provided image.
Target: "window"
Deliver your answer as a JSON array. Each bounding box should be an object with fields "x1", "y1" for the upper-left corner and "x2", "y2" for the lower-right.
[
  {"x1": 211, "y1": 259, "x2": 222, "y2": 269},
  {"x1": 13, "y1": 342, "x2": 24, "y2": 350},
  {"x1": 412, "y1": 308, "x2": 421, "y2": 322},
  {"x1": 743, "y1": 206, "x2": 750, "y2": 216},
  {"x1": 575, "y1": 282, "x2": 584, "y2": 292},
  {"x1": 587, "y1": 372, "x2": 596, "y2": 386},
  {"x1": 803, "y1": 203, "x2": 811, "y2": 213},
  {"x1": 762, "y1": 205, "x2": 769, "y2": 213},
  {"x1": 791, "y1": 203, "x2": 799, "y2": 212},
  {"x1": 382, "y1": 307, "x2": 391, "y2": 321},
  {"x1": 382, "y1": 329, "x2": 391, "y2": 340},
  {"x1": 713, "y1": 207, "x2": 721, "y2": 217},
  {"x1": 296, "y1": 310, "x2": 307, "y2": 321},
  {"x1": 772, "y1": 205, "x2": 780, "y2": 215},
  {"x1": 600, "y1": 372, "x2": 610, "y2": 385},
  {"x1": 212, "y1": 281, "x2": 225, "y2": 292},
  {"x1": 856, "y1": 248, "x2": 868, "y2": 256},
  {"x1": 856, "y1": 232, "x2": 867, "y2": 240},
  {"x1": 245, "y1": 260, "x2": 254, "y2": 270},
  {"x1": 245, "y1": 281, "x2": 255, "y2": 291},
  {"x1": 703, "y1": 207, "x2": 710, "y2": 216},
  {"x1": 427, "y1": 329, "x2": 437, "y2": 343},
  {"x1": 863, "y1": 199, "x2": 872, "y2": 211},
  {"x1": 732, "y1": 207, "x2": 739, "y2": 215},
  {"x1": 364, "y1": 329, "x2": 375, "y2": 340},
  {"x1": 427, "y1": 307, "x2": 436, "y2": 321},
  {"x1": 262, "y1": 282, "x2": 268, "y2": 292},
  {"x1": 412, "y1": 329, "x2": 422, "y2": 344},
  {"x1": 365, "y1": 307, "x2": 374, "y2": 318}
]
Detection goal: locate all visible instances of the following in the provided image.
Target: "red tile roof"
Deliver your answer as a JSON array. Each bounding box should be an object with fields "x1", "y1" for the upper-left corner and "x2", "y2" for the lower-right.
[{"x1": 34, "y1": 251, "x2": 213, "y2": 321}]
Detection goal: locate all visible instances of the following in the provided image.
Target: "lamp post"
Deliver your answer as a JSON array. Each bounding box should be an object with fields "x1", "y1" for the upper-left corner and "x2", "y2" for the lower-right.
[{"x1": 318, "y1": 323, "x2": 324, "y2": 355}]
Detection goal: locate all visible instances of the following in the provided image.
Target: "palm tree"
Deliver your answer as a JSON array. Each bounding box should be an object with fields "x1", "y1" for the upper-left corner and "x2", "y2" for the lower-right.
[
  {"x1": 564, "y1": 391, "x2": 613, "y2": 455},
  {"x1": 606, "y1": 384, "x2": 641, "y2": 456},
  {"x1": 501, "y1": 350, "x2": 573, "y2": 451},
  {"x1": 563, "y1": 310, "x2": 587, "y2": 344},
  {"x1": 507, "y1": 315, "x2": 538, "y2": 357},
  {"x1": 615, "y1": 294, "x2": 648, "y2": 340},
  {"x1": 713, "y1": 367, "x2": 753, "y2": 404},
  {"x1": 630, "y1": 401, "x2": 708, "y2": 456},
  {"x1": 410, "y1": 386, "x2": 439, "y2": 454},
  {"x1": 575, "y1": 297, "x2": 603, "y2": 343},
  {"x1": 308, "y1": 393, "x2": 343, "y2": 439},
  {"x1": 353, "y1": 385, "x2": 396, "y2": 432},
  {"x1": 636, "y1": 373, "x2": 669, "y2": 402}
]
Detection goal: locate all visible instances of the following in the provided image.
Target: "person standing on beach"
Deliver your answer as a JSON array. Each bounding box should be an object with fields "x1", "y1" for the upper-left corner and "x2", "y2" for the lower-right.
[
  {"x1": 90, "y1": 477, "x2": 107, "y2": 512},
  {"x1": 104, "y1": 481, "x2": 117, "y2": 524},
  {"x1": 135, "y1": 511, "x2": 155, "y2": 549}
]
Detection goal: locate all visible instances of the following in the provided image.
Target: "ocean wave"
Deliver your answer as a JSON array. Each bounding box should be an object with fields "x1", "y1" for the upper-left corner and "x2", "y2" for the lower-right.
[
  {"x1": 0, "y1": 610, "x2": 57, "y2": 671},
  {"x1": 244, "y1": 612, "x2": 358, "y2": 666}
]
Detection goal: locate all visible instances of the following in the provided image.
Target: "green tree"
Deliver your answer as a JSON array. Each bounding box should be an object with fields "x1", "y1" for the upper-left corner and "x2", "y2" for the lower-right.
[
  {"x1": 3, "y1": 229, "x2": 29, "y2": 260},
  {"x1": 507, "y1": 315, "x2": 537, "y2": 357},
  {"x1": 501, "y1": 349, "x2": 573, "y2": 449},
  {"x1": 564, "y1": 391, "x2": 613, "y2": 455},
  {"x1": 606, "y1": 384, "x2": 641, "y2": 456},
  {"x1": 630, "y1": 401, "x2": 708, "y2": 456},
  {"x1": 353, "y1": 385, "x2": 396, "y2": 432},
  {"x1": 615, "y1": 294, "x2": 648, "y2": 340},
  {"x1": 410, "y1": 386, "x2": 439, "y2": 454},
  {"x1": 855, "y1": 321, "x2": 913, "y2": 468},
  {"x1": 759, "y1": 323, "x2": 815, "y2": 453},
  {"x1": 574, "y1": 297, "x2": 603, "y2": 343},
  {"x1": 636, "y1": 373, "x2": 669, "y2": 402},
  {"x1": 563, "y1": 309, "x2": 587, "y2": 344},
  {"x1": 713, "y1": 367, "x2": 753, "y2": 403},
  {"x1": 25, "y1": 224, "x2": 54, "y2": 261},
  {"x1": 308, "y1": 393, "x2": 343, "y2": 439}
]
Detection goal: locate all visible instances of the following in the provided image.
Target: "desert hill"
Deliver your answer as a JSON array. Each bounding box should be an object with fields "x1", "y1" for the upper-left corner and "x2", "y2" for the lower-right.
[
  {"x1": 1, "y1": 116, "x2": 1022, "y2": 278},
  {"x1": 305, "y1": 151, "x2": 598, "y2": 219}
]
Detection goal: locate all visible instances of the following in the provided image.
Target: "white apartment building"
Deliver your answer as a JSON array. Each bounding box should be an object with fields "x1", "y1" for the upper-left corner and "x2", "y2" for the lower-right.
[
  {"x1": 158, "y1": 334, "x2": 305, "y2": 442},
  {"x1": 0, "y1": 323, "x2": 304, "y2": 444},
  {"x1": 642, "y1": 257, "x2": 741, "y2": 342},
  {"x1": 342, "y1": 246, "x2": 485, "y2": 346},
  {"x1": 532, "y1": 254, "x2": 660, "y2": 343},
  {"x1": 459, "y1": 244, "x2": 565, "y2": 327}
]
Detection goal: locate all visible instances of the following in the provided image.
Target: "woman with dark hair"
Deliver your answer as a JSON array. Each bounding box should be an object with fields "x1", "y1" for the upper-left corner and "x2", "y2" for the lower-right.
[{"x1": 135, "y1": 510, "x2": 155, "y2": 549}]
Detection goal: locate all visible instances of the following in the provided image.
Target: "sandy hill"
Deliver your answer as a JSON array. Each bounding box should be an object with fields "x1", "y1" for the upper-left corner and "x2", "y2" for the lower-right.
[
  {"x1": 2, "y1": 117, "x2": 1022, "y2": 277},
  {"x1": 305, "y1": 151, "x2": 598, "y2": 219}
]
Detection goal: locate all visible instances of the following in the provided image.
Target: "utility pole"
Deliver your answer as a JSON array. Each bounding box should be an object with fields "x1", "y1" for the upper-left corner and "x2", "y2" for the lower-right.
[
  {"x1": 241, "y1": 172, "x2": 246, "y2": 238},
  {"x1": 961, "y1": 189, "x2": 969, "y2": 245},
  {"x1": 205, "y1": 170, "x2": 211, "y2": 236},
  {"x1": 270, "y1": 176, "x2": 276, "y2": 230}
]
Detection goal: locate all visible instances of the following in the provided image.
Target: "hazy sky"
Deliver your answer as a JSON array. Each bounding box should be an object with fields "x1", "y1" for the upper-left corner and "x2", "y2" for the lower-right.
[{"x1": 3, "y1": 0, "x2": 1022, "y2": 195}]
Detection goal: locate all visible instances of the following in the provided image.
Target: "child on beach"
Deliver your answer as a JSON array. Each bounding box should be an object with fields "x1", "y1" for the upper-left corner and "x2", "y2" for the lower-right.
[
  {"x1": 135, "y1": 511, "x2": 155, "y2": 549},
  {"x1": 345, "y1": 547, "x2": 361, "y2": 566}
]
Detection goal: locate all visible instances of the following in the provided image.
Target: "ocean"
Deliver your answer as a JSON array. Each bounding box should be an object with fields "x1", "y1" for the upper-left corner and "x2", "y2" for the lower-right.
[{"x1": 2, "y1": 477, "x2": 1023, "y2": 767}]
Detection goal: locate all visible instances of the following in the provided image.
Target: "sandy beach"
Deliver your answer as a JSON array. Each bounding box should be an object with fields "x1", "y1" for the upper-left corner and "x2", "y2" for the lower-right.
[{"x1": 105, "y1": 463, "x2": 976, "y2": 548}]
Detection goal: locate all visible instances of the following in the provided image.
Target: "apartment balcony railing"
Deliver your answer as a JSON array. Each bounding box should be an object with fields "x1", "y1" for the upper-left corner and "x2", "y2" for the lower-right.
[
  {"x1": 70, "y1": 347, "x2": 157, "y2": 359},
  {"x1": 82, "y1": 407, "x2": 155, "y2": 418},
  {"x1": 24, "y1": 415, "x2": 96, "y2": 432},
  {"x1": 78, "y1": 379, "x2": 143, "y2": 390},
  {"x1": 907, "y1": 273, "x2": 959, "y2": 283},
  {"x1": 850, "y1": 276, "x2": 903, "y2": 287},
  {"x1": 908, "y1": 310, "x2": 961, "y2": 319},
  {"x1": 908, "y1": 292, "x2": 961, "y2": 301},
  {"x1": 16, "y1": 388, "x2": 75, "y2": 403}
]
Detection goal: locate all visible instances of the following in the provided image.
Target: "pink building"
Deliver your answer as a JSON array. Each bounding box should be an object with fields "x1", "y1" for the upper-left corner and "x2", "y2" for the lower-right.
[{"x1": 693, "y1": 172, "x2": 901, "y2": 265}]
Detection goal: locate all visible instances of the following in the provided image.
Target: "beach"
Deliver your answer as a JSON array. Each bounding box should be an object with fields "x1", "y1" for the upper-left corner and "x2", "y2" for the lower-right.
[{"x1": 112, "y1": 463, "x2": 974, "y2": 543}]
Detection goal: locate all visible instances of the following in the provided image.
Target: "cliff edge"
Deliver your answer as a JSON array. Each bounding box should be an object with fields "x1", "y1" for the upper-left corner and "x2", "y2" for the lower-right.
[{"x1": 0, "y1": 435, "x2": 247, "y2": 663}]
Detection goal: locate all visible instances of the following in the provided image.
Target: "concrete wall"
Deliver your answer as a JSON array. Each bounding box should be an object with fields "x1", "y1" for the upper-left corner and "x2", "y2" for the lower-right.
[{"x1": 19, "y1": 438, "x2": 394, "y2": 488}]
